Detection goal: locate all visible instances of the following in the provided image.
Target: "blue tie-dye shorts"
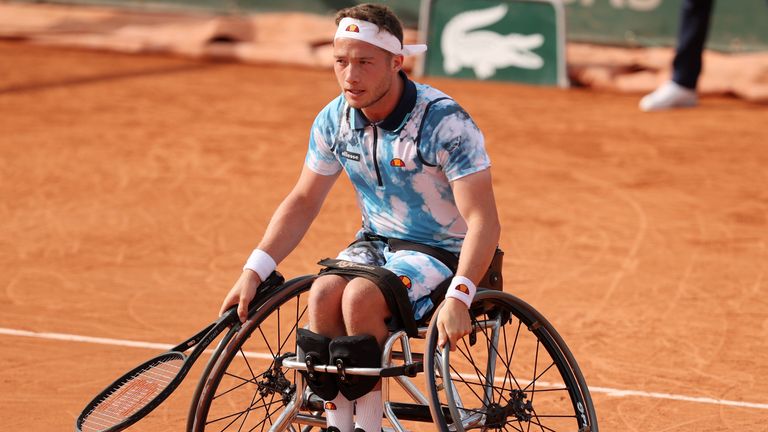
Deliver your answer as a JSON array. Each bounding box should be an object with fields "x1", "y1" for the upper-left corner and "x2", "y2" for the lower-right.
[{"x1": 336, "y1": 237, "x2": 454, "y2": 322}]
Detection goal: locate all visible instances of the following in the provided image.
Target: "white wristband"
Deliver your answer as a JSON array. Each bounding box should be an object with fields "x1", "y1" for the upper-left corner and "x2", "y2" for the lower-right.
[
  {"x1": 243, "y1": 249, "x2": 277, "y2": 281},
  {"x1": 445, "y1": 276, "x2": 476, "y2": 308}
]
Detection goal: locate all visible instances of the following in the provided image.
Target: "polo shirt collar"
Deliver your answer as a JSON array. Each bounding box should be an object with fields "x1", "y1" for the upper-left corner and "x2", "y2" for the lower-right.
[{"x1": 350, "y1": 70, "x2": 416, "y2": 132}]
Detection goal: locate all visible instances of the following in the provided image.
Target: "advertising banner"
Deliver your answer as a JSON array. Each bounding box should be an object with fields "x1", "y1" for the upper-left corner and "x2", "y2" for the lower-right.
[{"x1": 420, "y1": 0, "x2": 567, "y2": 86}]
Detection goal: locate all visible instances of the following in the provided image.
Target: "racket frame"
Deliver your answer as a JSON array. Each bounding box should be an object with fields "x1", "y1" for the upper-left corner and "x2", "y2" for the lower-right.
[{"x1": 75, "y1": 272, "x2": 284, "y2": 432}]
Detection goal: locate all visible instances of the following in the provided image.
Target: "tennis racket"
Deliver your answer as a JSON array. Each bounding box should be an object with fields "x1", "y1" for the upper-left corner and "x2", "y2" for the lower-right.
[{"x1": 75, "y1": 272, "x2": 284, "y2": 432}]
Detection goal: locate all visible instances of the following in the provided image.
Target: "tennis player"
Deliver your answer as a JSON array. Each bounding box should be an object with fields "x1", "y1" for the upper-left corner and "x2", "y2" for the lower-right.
[{"x1": 220, "y1": 3, "x2": 500, "y2": 431}]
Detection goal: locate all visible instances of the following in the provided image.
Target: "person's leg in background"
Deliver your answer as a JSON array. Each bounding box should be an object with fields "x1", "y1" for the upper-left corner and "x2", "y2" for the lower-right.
[
  {"x1": 640, "y1": 0, "x2": 715, "y2": 111},
  {"x1": 672, "y1": 0, "x2": 715, "y2": 89}
]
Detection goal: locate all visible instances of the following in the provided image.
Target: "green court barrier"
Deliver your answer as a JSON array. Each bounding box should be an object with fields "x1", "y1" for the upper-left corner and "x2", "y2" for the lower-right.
[
  {"x1": 564, "y1": 0, "x2": 768, "y2": 53},
  {"x1": 15, "y1": 0, "x2": 767, "y2": 52},
  {"x1": 419, "y1": 0, "x2": 568, "y2": 86}
]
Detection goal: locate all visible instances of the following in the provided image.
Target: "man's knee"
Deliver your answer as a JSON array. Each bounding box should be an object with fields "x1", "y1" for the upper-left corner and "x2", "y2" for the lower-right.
[
  {"x1": 309, "y1": 275, "x2": 348, "y2": 336},
  {"x1": 309, "y1": 275, "x2": 347, "y2": 309},
  {"x1": 341, "y1": 278, "x2": 389, "y2": 318}
]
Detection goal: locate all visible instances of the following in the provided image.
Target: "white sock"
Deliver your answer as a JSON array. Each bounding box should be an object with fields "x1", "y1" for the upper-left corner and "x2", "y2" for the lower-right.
[
  {"x1": 354, "y1": 390, "x2": 383, "y2": 432},
  {"x1": 324, "y1": 393, "x2": 354, "y2": 432}
]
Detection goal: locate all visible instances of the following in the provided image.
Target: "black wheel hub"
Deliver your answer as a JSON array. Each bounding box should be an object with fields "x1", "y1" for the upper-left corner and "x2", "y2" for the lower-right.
[
  {"x1": 509, "y1": 389, "x2": 533, "y2": 422},
  {"x1": 256, "y1": 353, "x2": 296, "y2": 404},
  {"x1": 484, "y1": 390, "x2": 534, "y2": 428},
  {"x1": 483, "y1": 403, "x2": 507, "y2": 428}
]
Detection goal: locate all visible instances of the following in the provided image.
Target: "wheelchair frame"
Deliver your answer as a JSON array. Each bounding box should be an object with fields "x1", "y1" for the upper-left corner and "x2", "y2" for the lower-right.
[{"x1": 186, "y1": 273, "x2": 598, "y2": 432}]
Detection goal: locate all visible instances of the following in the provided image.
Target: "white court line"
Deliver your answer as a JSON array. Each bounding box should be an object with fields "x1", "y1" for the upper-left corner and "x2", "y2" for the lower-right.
[
  {"x1": 0, "y1": 327, "x2": 273, "y2": 359},
  {"x1": 2, "y1": 326, "x2": 767, "y2": 411}
]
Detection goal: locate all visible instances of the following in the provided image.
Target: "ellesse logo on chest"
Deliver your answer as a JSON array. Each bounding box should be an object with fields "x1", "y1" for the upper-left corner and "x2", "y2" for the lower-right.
[
  {"x1": 390, "y1": 158, "x2": 406, "y2": 167},
  {"x1": 341, "y1": 150, "x2": 361, "y2": 161}
]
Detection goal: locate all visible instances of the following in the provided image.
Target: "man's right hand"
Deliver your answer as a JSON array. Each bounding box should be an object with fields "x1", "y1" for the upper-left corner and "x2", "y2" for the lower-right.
[{"x1": 220, "y1": 270, "x2": 262, "y2": 323}]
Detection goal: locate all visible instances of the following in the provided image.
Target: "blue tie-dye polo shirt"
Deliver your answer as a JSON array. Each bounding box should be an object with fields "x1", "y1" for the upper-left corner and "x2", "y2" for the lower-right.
[{"x1": 305, "y1": 73, "x2": 490, "y2": 253}]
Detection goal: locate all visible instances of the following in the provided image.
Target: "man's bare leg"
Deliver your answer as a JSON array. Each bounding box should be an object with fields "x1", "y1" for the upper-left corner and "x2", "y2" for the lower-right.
[
  {"x1": 308, "y1": 274, "x2": 348, "y2": 337},
  {"x1": 308, "y1": 274, "x2": 354, "y2": 432},
  {"x1": 341, "y1": 277, "x2": 390, "y2": 344},
  {"x1": 341, "y1": 277, "x2": 390, "y2": 432}
]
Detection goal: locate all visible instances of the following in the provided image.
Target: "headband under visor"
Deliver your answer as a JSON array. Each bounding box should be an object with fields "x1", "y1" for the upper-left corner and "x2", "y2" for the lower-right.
[{"x1": 334, "y1": 17, "x2": 427, "y2": 56}]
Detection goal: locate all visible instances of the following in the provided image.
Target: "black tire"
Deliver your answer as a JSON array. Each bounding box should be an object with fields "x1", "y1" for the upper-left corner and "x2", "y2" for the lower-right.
[
  {"x1": 190, "y1": 275, "x2": 318, "y2": 432},
  {"x1": 425, "y1": 290, "x2": 598, "y2": 432}
]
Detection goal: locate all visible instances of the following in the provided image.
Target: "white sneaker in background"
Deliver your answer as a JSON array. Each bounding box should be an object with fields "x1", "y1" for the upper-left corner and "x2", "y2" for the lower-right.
[{"x1": 639, "y1": 81, "x2": 698, "y2": 112}]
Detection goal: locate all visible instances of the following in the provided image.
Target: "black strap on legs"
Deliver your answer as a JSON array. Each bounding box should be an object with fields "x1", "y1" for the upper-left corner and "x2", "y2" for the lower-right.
[
  {"x1": 352, "y1": 233, "x2": 504, "y2": 292},
  {"x1": 320, "y1": 238, "x2": 504, "y2": 335},
  {"x1": 353, "y1": 233, "x2": 459, "y2": 274},
  {"x1": 318, "y1": 259, "x2": 419, "y2": 337}
]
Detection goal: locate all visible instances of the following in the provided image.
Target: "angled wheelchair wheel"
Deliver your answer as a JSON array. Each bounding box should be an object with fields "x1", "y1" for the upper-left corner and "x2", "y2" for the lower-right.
[
  {"x1": 189, "y1": 275, "x2": 318, "y2": 432},
  {"x1": 425, "y1": 290, "x2": 598, "y2": 432}
]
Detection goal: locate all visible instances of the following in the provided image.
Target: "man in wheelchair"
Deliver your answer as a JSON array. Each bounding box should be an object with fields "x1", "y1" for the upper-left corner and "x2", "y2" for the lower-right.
[{"x1": 220, "y1": 3, "x2": 500, "y2": 431}]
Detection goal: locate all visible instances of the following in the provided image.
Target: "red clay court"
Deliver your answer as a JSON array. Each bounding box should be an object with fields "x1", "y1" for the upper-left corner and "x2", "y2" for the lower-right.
[{"x1": 0, "y1": 34, "x2": 767, "y2": 431}]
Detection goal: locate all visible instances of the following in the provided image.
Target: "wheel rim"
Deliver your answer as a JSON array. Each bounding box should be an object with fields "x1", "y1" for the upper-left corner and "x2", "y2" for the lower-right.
[
  {"x1": 195, "y1": 280, "x2": 314, "y2": 431},
  {"x1": 427, "y1": 293, "x2": 594, "y2": 431}
]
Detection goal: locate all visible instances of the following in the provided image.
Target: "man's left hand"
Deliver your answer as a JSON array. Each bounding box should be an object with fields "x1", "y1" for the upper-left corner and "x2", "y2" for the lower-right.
[{"x1": 436, "y1": 298, "x2": 472, "y2": 351}]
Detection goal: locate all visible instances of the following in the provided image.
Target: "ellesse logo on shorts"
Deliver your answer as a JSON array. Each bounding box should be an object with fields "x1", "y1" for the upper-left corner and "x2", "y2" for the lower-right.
[{"x1": 325, "y1": 402, "x2": 337, "y2": 410}]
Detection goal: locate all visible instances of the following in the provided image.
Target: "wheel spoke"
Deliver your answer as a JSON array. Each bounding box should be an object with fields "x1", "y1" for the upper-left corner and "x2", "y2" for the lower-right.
[
  {"x1": 199, "y1": 283, "x2": 595, "y2": 432},
  {"x1": 214, "y1": 371, "x2": 263, "y2": 400},
  {"x1": 427, "y1": 296, "x2": 595, "y2": 432},
  {"x1": 522, "y1": 361, "x2": 557, "y2": 393},
  {"x1": 195, "y1": 280, "x2": 314, "y2": 432}
]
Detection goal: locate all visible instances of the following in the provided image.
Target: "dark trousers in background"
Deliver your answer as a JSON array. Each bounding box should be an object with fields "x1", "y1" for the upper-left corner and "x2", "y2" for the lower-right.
[{"x1": 671, "y1": 0, "x2": 714, "y2": 90}]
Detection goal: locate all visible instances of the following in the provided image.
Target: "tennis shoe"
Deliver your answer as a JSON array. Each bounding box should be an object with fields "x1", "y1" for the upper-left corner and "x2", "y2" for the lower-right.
[{"x1": 639, "y1": 81, "x2": 698, "y2": 112}]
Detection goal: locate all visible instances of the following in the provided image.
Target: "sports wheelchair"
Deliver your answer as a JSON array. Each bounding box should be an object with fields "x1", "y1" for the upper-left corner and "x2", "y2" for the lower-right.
[{"x1": 186, "y1": 251, "x2": 598, "y2": 431}]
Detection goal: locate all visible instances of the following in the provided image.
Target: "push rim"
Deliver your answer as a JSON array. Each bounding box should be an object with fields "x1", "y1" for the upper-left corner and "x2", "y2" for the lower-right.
[
  {"x1": 425, "y1": 290, "x2": 597, "y2": 432},
  {"x1": 191, "y1": 276, "x2": 316, "y2": 432}
]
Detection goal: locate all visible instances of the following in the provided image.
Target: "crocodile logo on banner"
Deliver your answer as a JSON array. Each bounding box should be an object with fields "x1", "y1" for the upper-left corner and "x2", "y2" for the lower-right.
[{"x1": 441, "y1": 4, "x2": 545, "y2": 79}]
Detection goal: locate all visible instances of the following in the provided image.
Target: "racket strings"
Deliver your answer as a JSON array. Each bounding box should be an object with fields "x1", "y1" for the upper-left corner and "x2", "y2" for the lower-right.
[{"x1": 80, "y1": 356, "x2": 184, "y2": 432}]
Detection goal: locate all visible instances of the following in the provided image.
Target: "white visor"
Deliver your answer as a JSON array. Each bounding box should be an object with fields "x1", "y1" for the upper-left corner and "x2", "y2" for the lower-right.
[{"x1": 334, "y1": 17, "x2": 427, "y2": 56}]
